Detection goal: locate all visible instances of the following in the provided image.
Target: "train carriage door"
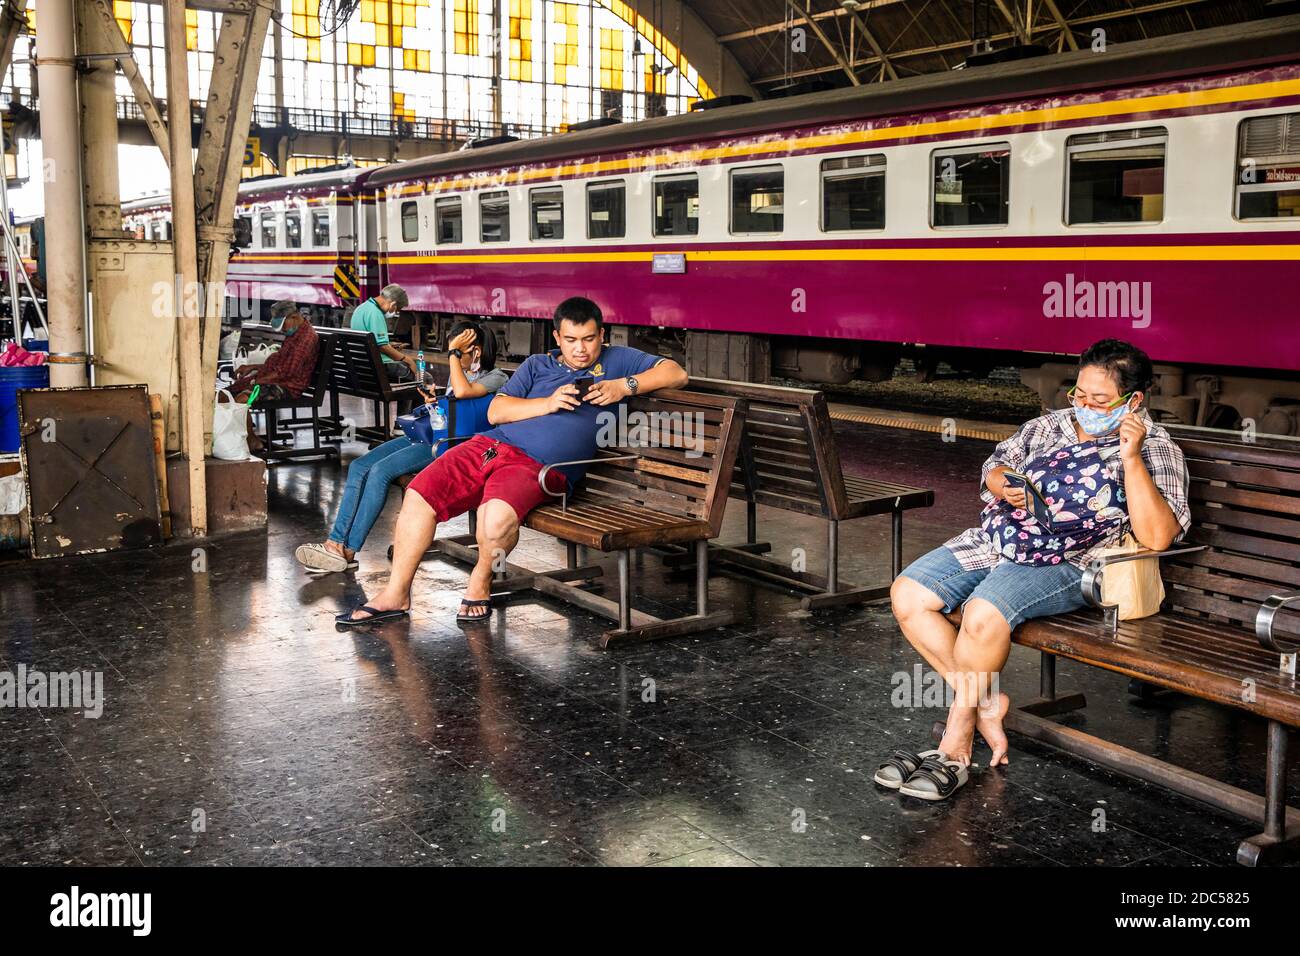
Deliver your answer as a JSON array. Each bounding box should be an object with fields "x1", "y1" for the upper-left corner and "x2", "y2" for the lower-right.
[{"x1": 330, "y1": 190, "x2": 362, "y2": 312}]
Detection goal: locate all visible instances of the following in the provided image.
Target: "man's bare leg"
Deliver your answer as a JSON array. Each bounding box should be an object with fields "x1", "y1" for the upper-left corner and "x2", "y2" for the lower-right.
[
  {"x1": 460, "y1": 498, "x2": 520, "y2": 619},
  {"x1": 347, "y1": 490, "x2": 436, "y2": 620}
]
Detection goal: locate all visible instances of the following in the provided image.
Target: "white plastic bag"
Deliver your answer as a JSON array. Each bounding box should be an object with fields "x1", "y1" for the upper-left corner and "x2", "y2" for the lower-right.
[
  {"x1": 241, "y1": 344, "x2": 278, "y2": 367},
  {"x1": 213, "y1": 388, "x2": 251, "y2": 461}
]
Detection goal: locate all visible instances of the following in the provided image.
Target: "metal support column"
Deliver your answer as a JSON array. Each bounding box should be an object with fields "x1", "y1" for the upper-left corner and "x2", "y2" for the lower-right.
[{"x1": 34, "y1": 0, "x2": 88, "y2": 387}]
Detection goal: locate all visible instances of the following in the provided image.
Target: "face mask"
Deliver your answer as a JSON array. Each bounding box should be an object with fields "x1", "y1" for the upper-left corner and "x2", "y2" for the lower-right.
[
  {"x1": 1074, "y1": 401, "x2": 1130, "y2": 436},
  {"x1": 283, "y1": 324, "x2": 298, "y2": 337},
  {"x1": 469, "y1": 355, "x2": 481, "y2": 373},
  {"x1": 270, "y1": 315, "x2": 286, "y2": 332}
]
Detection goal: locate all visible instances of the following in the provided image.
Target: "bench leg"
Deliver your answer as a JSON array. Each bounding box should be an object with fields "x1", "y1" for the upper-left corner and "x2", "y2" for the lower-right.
[
  {"x1": 1237, "y1": 721, "x2": 1300, "y2": 866},
  {"x1": 1016, "y1": 652, "x2": 1087, "y2": 717},
  {"x1": 617, "y1": 549, "x2": 632, "y2": 633},
  {"x1": 601, "y1": 540, "x2": 734, "y2": 648},
  {"x1": 892, "y1": 509, "x2": 903, "y2": 580},
  {"x1": 567, "y1": 542, "x2": 577, "y2": 570},
  {"x1": 746, "y1": 500, "x2": 757, "y2": 545},
  {"x1": 826, "y1": 519, "x2": 839, "y2": 596}
]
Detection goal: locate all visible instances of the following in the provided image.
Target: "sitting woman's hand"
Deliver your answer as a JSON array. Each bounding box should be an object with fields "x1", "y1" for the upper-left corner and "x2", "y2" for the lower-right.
[{"x1": 1001, "y1": 484, "x2": 1028, "y2": 509}]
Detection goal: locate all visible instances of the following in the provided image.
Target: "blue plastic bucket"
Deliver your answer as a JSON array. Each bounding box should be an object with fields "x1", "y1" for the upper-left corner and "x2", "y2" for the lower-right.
[
  {"x1": 0, "y1": 364, "x2": 49, "y2": 452},
  {"x1": 22, "y1": 338, "x2": 48, "y2": 353}
]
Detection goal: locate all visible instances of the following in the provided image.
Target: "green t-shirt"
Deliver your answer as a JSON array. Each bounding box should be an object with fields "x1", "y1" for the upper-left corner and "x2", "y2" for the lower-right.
[{"x1": 351, "y1": 298, "x2": 394, "y2": 363}]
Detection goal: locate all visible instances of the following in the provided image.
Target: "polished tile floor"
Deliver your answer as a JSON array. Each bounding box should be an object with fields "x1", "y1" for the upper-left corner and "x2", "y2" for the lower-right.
[{"x1": 1, "y1": 421, "x2": 1295, "y2": 866}]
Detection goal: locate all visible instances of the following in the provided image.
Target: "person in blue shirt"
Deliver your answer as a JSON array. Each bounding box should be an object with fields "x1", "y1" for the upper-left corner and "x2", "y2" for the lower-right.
[{"x1": 337, "y1": 296, "x2": 688, "y2": 627}]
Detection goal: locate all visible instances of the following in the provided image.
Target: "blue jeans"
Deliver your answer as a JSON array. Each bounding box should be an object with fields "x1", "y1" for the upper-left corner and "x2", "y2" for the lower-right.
[
  {"x1": 899, "y1": 545, "x2": 1085, "y2": 630},
  {"x1": 328, "y1": 437, "x2": 435, "y2": 553}
]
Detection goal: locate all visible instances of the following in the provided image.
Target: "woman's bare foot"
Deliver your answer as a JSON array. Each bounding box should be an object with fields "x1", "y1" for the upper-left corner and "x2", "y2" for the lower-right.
[
  {"x1": 348, "y1": 590, "x2": 410, "y2": 621},
  {"x1": 938, "y1": 705, "x2": 976, "y2": 766},
  {"x1": 976, "y1": 691, "x2": 1011, "y2": 767}
]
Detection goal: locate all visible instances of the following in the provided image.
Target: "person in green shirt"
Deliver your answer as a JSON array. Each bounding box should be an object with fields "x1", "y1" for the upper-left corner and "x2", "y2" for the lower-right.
[{"x1": 350, "y1": 283, "x2": 419, "y2": 382}]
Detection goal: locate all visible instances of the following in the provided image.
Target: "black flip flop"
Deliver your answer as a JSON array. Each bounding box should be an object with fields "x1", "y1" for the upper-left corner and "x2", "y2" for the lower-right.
[
  {"x1": 456, "y1": 598, "x2": 492, "y2": 623},
  {"x1": 335, "y1": 605, "x2": 409, "y2": 627}
]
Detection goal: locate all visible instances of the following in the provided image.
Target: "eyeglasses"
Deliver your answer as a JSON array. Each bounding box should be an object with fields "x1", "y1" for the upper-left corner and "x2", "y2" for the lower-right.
[{"x1": 1066, "y1": 386, "x2": 1133, "y2": 411}]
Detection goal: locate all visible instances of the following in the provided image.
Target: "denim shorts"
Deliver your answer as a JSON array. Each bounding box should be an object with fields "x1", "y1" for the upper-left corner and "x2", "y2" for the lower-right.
[{"x1": 898, "y1": 545, "x2": 1085, "y2": 631}]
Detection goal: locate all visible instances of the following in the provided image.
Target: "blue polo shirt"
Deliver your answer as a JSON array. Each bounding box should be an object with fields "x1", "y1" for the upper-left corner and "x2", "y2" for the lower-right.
[{"x1": 482, "y1": 345, "x2": 663, "y2": 484}]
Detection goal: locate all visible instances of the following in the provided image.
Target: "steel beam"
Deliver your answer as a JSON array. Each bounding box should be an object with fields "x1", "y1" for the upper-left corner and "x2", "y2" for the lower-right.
[{"x1": 786, "y1": 0, "x2": 861, "y2": 86}]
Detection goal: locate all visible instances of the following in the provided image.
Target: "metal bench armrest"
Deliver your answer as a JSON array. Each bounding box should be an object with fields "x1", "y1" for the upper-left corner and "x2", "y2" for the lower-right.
[
  {"x1": 1079, "y1": 544, "x2": 1207, "y2": 633},
  {"x1": 433, "y1": 434, "x2": 474, "y2": 451},
  {"x1": 537, "y1": 455, "x2": 640, "y2": 512},
  {"x1": 1256, "y1": 591, "x2": 1300, "y2": 659}
]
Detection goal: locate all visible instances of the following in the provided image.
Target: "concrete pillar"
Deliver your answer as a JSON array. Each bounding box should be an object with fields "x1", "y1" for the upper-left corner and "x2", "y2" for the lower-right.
[{"x1": 34, "y1": 0, "x2": 89, "y2": 386}]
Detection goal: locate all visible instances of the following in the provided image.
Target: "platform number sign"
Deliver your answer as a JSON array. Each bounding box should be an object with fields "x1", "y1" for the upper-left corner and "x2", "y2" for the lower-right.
[{"x1": 242, "y1": 137, "x2": 260, "y2": 167}]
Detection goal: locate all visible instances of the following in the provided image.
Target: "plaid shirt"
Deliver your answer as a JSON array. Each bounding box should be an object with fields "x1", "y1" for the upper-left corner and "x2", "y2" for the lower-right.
[
  {"x1": 943, "y1": 407, "x2": 1191, "y2": 571},
  {"x1": 257, "y1": 322, "x2": 319, "y2": 398}
]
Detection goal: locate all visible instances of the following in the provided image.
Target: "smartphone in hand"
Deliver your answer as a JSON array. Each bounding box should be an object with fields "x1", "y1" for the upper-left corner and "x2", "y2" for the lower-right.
[{"x1": 572, "y1": 377, "x2": 594, "y2": 402}]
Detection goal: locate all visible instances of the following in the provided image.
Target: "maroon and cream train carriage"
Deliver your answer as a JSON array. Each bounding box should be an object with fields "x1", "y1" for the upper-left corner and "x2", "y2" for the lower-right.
[
  {"x1": 370, "y1": 15, "x2": 1300, "y2": 433},
  {"x1": 133, "y1": 14, "x2": 1300, "y2": 433}
]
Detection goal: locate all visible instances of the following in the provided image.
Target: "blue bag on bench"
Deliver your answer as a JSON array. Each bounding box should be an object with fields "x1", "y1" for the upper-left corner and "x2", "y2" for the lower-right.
[{"x1": 397, "y1": 393, "x2": 495, "y2": 458}]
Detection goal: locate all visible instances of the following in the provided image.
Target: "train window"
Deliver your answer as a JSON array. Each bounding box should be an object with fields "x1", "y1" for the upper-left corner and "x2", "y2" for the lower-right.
[
  {"x1": 311, "y1": 209, "x2": 330, "y2": 246},
  {"x1": 236, "y1": 215, "x2": 253, "y2": 247},
  {"x1": 654, "y1": 174, "x2": 699, "y2": 236},
  {"x1": 1066, "y1": 127, "x2": 1166, "y2": 225},
  {"x1": 530, "y1": 187, "x2": 564, "y2": 240},
  {"x1": 821, "y1": 154, "x2": 885, "y2": 231},
  {"x1": 260, "y1": 212, "x2": 279, "y2": 248},
  {"x1": 401, "y1": 201, "x2": 419, "y2": 242},
  {"x1": 731, "y1": 165, "x2": 784, "y2": 234},
  {"x1": 480, "y1": 191, "x2": 510, "y2": 242},
  {"x1": 931, "y1": 144, "x2": 1010, "y2": 228},
  {"x1": 436, "y1": 197, "x2": 463, "y2": 244},
  {"x1": 285, "y1": 211, "x2": 302, "y2": 248},
  {"x1": 587, "y1": 181, "x2": 625, "y2": 239},
  {"x1": 1236, "y1": 113, "x2": 1300, "y2": 220}
]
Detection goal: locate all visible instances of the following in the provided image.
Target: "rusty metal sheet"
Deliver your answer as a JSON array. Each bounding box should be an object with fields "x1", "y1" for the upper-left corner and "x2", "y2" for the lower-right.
[{"x1": 18, "y1": 384, "x2": 162, "y2": 559}]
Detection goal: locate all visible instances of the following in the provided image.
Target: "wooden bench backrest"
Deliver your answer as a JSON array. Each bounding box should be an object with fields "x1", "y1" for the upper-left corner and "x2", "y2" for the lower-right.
[
  {"x1": 326, "y1": 328, "x2": 394, "y2": 398},
  {"x1": 299, "y1": 331, "x2": 334, "y2": 404},
  {"x1": 1164, "y1": 433, "x2": 1300, "y2": 642},
  {"x1": 575, "y1": 389, "x2": 745, "y2": 537},
  {"x1": 684, "y1": 377, "x2": 847, "y2": 519}
]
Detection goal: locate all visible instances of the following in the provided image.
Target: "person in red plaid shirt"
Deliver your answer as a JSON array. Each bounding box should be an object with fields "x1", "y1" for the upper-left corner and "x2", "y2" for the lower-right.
[{"x1": 224, "y1": 300, "x2": 320, "y2": 451}]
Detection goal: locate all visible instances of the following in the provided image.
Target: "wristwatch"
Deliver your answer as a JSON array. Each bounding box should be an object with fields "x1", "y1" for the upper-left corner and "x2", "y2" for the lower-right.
[
  {"x1": 448, "y1": 348, "x2": 463, "y2": 359},
  {"x1": 625, "y1": 376, "x2": 639, "y2": 394}
]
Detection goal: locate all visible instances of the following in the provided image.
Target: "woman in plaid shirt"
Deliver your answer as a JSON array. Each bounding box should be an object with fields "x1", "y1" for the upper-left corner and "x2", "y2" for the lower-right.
[{"x1": 885, "y1": 340, "x2": 1190, "y2": 797}]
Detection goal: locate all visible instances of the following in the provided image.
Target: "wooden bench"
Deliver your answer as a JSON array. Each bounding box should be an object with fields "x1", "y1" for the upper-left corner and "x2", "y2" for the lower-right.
[
  {"x1": 323, "y1": 328, "x2": 421, "y2": 446},
  {"x1": 663, "y1": 378, "x2": 933, "y2": 610},
  {"x1": 939, "y1": 432, "x2": 1300, "y2": 866},
  {"x1": 430, "y1": 388, "x2": 746, "y2": 648}
]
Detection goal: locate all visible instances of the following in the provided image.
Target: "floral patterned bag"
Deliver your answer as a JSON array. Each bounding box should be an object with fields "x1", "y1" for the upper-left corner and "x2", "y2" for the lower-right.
[{"x1": 980, "y1": 440, "x2": 1128, "y2": 567}]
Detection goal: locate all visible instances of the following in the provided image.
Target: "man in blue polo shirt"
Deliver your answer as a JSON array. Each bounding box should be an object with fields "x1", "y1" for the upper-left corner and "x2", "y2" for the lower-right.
[{"x1": 338, "y1": 296, "x2": 688, "y2": 627}]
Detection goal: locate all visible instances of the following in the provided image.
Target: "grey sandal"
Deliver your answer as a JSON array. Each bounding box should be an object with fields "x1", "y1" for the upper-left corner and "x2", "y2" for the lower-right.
[
  {"x1": 874, "y1": 748, "x2": 942, "y2": 789},
  {"x1": 898, "y1": 754, "x2": 969, "y2": 801}
]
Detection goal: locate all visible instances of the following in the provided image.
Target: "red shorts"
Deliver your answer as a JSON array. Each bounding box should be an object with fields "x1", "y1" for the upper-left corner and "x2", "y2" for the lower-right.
[{"x1": 406, "y1": 434, "x2": 567, "y2": 524}]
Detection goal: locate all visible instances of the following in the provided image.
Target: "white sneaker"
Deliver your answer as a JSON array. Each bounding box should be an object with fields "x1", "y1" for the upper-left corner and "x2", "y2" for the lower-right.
[{"x1": 295, "y1": 542, "x2": 357, "y2": 573}]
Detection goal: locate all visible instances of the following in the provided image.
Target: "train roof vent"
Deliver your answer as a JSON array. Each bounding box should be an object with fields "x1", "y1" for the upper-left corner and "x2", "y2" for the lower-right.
[
  {"x1": 566, "y1": 117, "x2": 622, "y2": 132},
  {"x1": 688, "y1": 94, "x2": 754, "y2": 112},
  {"x1": 1241, "y1": 113, "x2": 1300, "y2": 159},
  {"x1": 461, "y1": 134, "x2": 520, "y2": 150}
]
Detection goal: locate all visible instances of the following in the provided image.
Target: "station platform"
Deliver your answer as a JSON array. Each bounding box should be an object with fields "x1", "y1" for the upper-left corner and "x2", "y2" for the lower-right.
[{"x1": 1, "y1": 420, "x2": 1295, "y2": 867}]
